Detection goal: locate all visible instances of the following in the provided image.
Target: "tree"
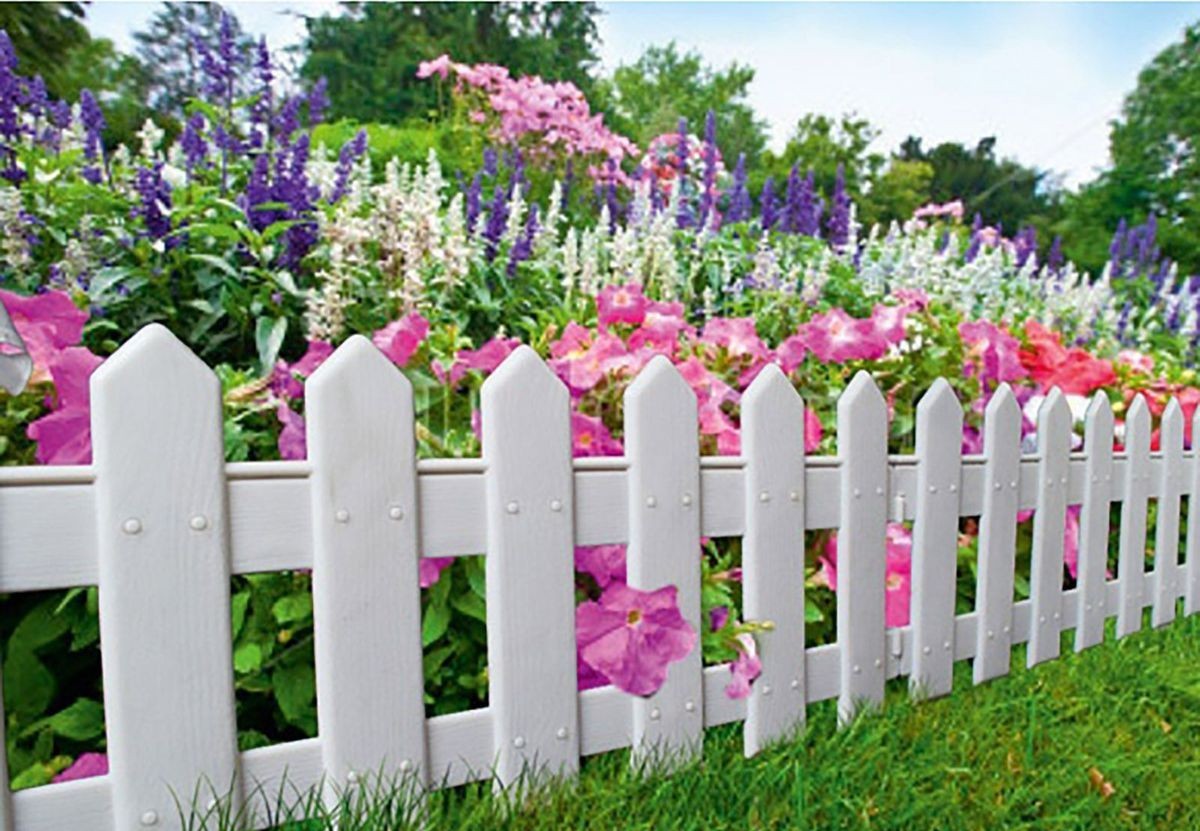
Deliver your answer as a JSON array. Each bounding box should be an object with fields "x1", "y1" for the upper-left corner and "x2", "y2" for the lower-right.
[
  {"x1": 57, "y1": 38, "x2": 158, "y2": 148},
  {"x1": 592, "y1": 42, "x2": 769, "y2": 165},
  {"x1": 133, "y1": 2, "x2": 254, "y2": 117},
  {"x1": 897, "y1": 136, "x2": 1057, "y2": 234},
  {"x1": 300, "y1": 2, "x2": 602, "y2": 124},
  {"x1": 758, "y1": 113, "x2": 883, "y2": 197},
  {"x1": 1060, "y1": 22, "x2": 1200, "y2": 275},
  {"x1": 861, "y1": 159, "x2": 934, "y2": 227},
  {"x1": 0, "y1": 3, "x2": 89, "y2": 98}
]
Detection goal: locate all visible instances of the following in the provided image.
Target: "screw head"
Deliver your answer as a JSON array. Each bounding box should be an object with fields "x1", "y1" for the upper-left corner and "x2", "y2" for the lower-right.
[
  {"x1": 943, "y1": 641, "x2": 951, "y2": 651},
  {"x1": 759, "y1": 490, "x2": 770, "y2": 503},
  {"x1": 684, "y1": 700, "x2": 696, "y2": 712},
  {"x1": 388, "y1": 505, "x2": 405, "y2": 520},
  {"x1": 922, "y1": 645, "x2": 932, "y2": 655},
  {"x1": 513, "y1": 736, "x2": 526, "y2": 749},
  {"x1": 681, "y1": 492, "x2": 693, "y2": 507},
  {"x1": 549, "y1": 499, "x2": 563, "y2": 512},
  {"x1": 346, "y1": 770, "x2": 359, "y2": 784},
  {"x1": 140, "y1": 811, "x2": 159, "y2": 826},
  {"x1": 789, "y1": 491, "x2": 800, "y2": 502},
  {"x1": 987, "y1": 629, "x2": 994, "y2": 639},
  {"x1": 646, "y1": 496, "x2": 658, "y2": 508},
  {"x1": 334, "y1": 509, "x2": 350, "y2": 523},
  {"x1": 874, "y1": 658, "x2": 883, "y2": 668},
  {"x1": 875, "y1": 486, "x2": 885, "y2": 496},
  {"x1": 505, "y1": 501, "x2": 520, "y2": 515},
  {"x1": 929, "y1": 485, "x2": 938, "y2": 494},
  {"x1": 791, "y1": 679, "x2": 801, "y2": 690},
  {"x1": 556, "y1": 726, "x2": 569, "y2": 740},
  {"x1": 853, "y1": 488, "x2": 862, "y2": 499},
  {"x1": 1010, "y1": 481, "x2": 1018, "y2": 489},
  {"x1": 852, "y1": 664, "x2": 861, "y2": 674},
  {"x1": 650, "y1": 707, "x2": 661, "y2": 720},
  {"x1": 189, "y1": 515, "x2": 208, "y2": 531},
  {"x1": 761, "y1": 684, "x2": 772, "y2": 696},
  {"x1": 399, "y1": 759, "x2": 413, "y2": 772},
  {"x1": 122, "y1": 518, "x2": 142, "y2": 535},
  {"x1": 1003, "y1": 625, "x2": 1011, "y2": 633},
  {"x1": 994, "y1": 481, "x2": 1002, "y2": 490}
]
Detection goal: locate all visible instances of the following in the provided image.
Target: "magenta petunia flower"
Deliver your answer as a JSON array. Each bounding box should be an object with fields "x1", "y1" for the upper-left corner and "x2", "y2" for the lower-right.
[
  {"x1": 724, "y1": 633, "x2": 762, "y2": 700},
  {"x1": 416, "y1": 54, "x2": 453, "y2": 80},
  {"x1": 575, "y1": 583, "x2": 697, "y2": 697},
  {"x1": 419, "y1": 556, "x2": 453, "y2": 588},
  {"x1": 0, "y1": 289, "x2": 88, "y2": 384},
  {"x1": 26, "y1": 346, "x2": 103, "y2": 465},
  {"x1": 372, "y1": 312, "x2": 430, "y2": 368},
  {"x1": 700, "y1": 317, "x2": 770, "y2": 363},
  {"x1": 818, "y1": 523, "x2": 913, "y2": 628},
  {"x1": 775, "y1": 334, "x2": 808, "y2": 374},
  {"x1": 959, "y1": 320, "x2": 1027, "y2": 388},
  {"x1": 551, "y1": 333, "x2": 628, "y2": 394},
  {"x1": 270, "y1": 340, "x2": 333, "y2": 399},
  {"x1": 628, "y1": 300, "x2": 691, "y2": 354},
  {"x1": 709, "y1": 605, "x2": 730, "y2": 632},
  {"x1": 799, "y1": 309, "x2": 889, "y2": 363},
  {"x1": 574, "y1": 544, "x2": 626, "y2": 589},
  {"x1": 53, "y1": 752, "x2": 108, "y2": 783},
  {"x1": 444, "y1": 336, "x2": 521, "y2": 386},
  {"x1": 596, "y1": 283, "x2": 649, "y2": 329},
  {"x1": 275, "y1": 402, "x2": 306, "y2": 460}
]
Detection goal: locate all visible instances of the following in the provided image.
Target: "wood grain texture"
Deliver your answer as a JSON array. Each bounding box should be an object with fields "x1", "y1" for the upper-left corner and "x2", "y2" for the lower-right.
[
  {"x1": 624, "y1": 356, "x2": 704, "y2": 764},
  {"x1": 740, "y1": 365, "x2": 807, "y2": 756},
  {"x1": 1118, "y1": 395, "x2": 1152, "y2": 638},
  {"x1": 482, "y1": 347, "x2": 580, "y2": 786},
  {"x1": 1076, "y1": 393, "x2": 1114, "y2": 651},
  {"x1": 1153, "y1": 398, "x2": 1183, "y2": 628},
  {"x1": 306, "y1": 337, "x2": 428, "y2": 795},
  {"x1": 1028, "y1": 389, "x2": 1071, "y2": 667},
  {"x1": 90, "y1": 324, "x2": 240, "y2": 830}
]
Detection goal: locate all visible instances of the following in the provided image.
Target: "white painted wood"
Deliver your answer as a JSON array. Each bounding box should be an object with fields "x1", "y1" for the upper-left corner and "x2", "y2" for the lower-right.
[
  {"x1": 1189, "y1": 406, "x2": 1200, "y2": 616},
  {"x1": 835, "y1": 371, "x2": 888, "y2": 724},
  {"x1": 624, "y1": 355, "x2": 704, "y2": 764},
  {"x1": 1075, "y1": 393, "x2": 1114, "y2": 651},
  {"x1": 973, "y1": 385, "x2": 1021, "y2": 683},
  {"x1": 1118, "y1": 395, "x2": 1152, "y2": 638},
  {"x1": 90, "y1": 324, "x2": 240, "y2": 829},
  {"x1": 481, "y1": 346, "x2": 580, "y2": 786},
  {"x1": 1153, "y1": 397, "x2": 1184, "y2": 628},
  {"x1": 740, "y1": 364, "x2": 806, "y2": 755},
  {"x1": 305, "y1": 336, "x2": 428, "y2": 795},
  {"x1": 1028, "y1": 388, "x2": 1071, "y2": 667},
  {"x1": 910, "y1": 379, "x2": 962, "y2": 698}
]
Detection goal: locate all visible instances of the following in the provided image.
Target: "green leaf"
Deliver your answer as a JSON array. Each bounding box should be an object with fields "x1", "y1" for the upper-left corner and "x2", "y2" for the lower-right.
[
  {"x1": 805, "y1": 597, "x2": 825, "y2": 623},
  {"x1": 272, "y1": 663, "x2": 316, "y2": 726},
  {"x1": 255, "y1": 316, "x2": 288, "y2": 376},
  {"x1": 188, "y1": 252, "x2": 242, "y2": 279},
  {"x1": 20, "y1": 698, "x2": 105, "y2": 741},
  {"x1": 2, "y1": 650, "x2": 56, "y2": 723},
  {"x1": 10, "y1": 762, "x2": 54, "y2": 791},
  {"x1": 234, "y1": 642, "x2": 263, "y2": 675},
  {"x1": 231, "y1": 591, "x2": 251, "y2": 638},
  {"x1": 271, "y1": 593, "x2": 312, "y2": 625},
  {"x1": 451, "y1": 591, "x2": 487, "y2": 624},
  {"x1": 422, "y1": 601, "x2": 452, "y2": 647}
]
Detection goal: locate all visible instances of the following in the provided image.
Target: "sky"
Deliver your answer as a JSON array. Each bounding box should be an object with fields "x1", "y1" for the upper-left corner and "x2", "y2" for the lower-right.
[{"x1": 83, "y1": 1, "x2": 1200, "y2": 189}]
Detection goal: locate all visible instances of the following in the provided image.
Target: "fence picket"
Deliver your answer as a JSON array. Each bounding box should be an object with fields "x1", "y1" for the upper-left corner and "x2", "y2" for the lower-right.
[
  {"x1": 90, "y1": 324, "x2": 240, "y2": 829},
  {"x1": 1153, "y1": 398, "x2": 1184, "y2": 628},
  {"x1": 1028, "y1": 389, "x2": 1071, "y2": 667},
  {"x1": 910, "y1": 379, "x2": 962, "y2": 699},
  {"x1": 624, "y1": 356, "x2": 703, "y2": 764},
  {"x1": 306, "y1": 337, "x2": 428, "y2": 796},
  {"x1": 741, "y1": 365, "x2": 807, "y2": 756},
  {"x1": 1189, "y1": 406, "x2": 1200, "y2": 616},
  {"x1": 836, "y1": 372, "x2": 888, "y2": 724},
  {"x1": 1118, "y1": 395, "x2": 1151, "y2": 638},
  {"x1": 1076, "y1": 393, "x2": 1114, "y2": 651},
  {"x1": 481, "y1": 347, "x2": 580, "y2": 786},
  {"x1": 974, "y1": 385, "x2": 1021, "y2": 684}
]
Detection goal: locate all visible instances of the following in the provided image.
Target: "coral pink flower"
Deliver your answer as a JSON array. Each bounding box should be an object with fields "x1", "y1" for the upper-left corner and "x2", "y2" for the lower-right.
[
  {"x1": 26, "y1": 346, "x2": 103, "y2": 465},
  {"x1": 575, "y1": 583, "x2": 697, "y2": 697},
  {"x1": 819, "y1": 523, "x2": 913, "y2": 628},
  {"x1": 419, "y1": 557, "x2": 453, "y2": 588},
  {"x1": 372, "y1": 312, "x2": 430, "y2": 367},
  {"x1": 53, "y1": 752, "x2": 108, "y2": 783},
  {"x1": 959, "y1": 320, "x2": 1027, "y2": 388},
  {"x1": 549, "y1": 321, "x2": 593, "y2": 359},
  {"x1": 800, "y1": 309, "x2": 889, "y2": 363},
  {"x1": 724, "y1": 633, "x2": 763, "y2": 700},
  {"x1": 596, "y1": 283, "x2": 648, "y2": 329},
  {"x1": 0, "y1": 289, "x2": 88, "y2": 384},
  {"x1": 572, "y1": 411, "x2": 622, "y2": 456},
  {"x1": 1019, "y1": 321, "x2": 1115, "y2": 395},
  {"x1": 575, "y1": 544, "x2": 626, "y2": 589}
]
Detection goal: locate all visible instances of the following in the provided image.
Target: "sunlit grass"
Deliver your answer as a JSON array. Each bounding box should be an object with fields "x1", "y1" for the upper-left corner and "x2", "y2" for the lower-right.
[{"x1": 199, "y1": 610, "x2": 1200, "y2": 830}]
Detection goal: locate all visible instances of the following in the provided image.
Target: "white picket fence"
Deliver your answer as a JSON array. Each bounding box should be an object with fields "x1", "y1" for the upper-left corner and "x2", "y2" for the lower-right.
[{"x1": 0, "y1": 323, "x2": 1198, "y2": 830}]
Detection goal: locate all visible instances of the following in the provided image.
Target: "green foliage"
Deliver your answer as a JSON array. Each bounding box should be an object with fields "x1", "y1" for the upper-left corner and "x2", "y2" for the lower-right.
[
  {"x1": 301, "y1": 2, "x2": 602, "y2": 125},
  {"x1": 860, "y1": 159, "x2": 935, "y2": 228},
  {"x1": 593, "y1": 41, "x2": 770, "y2": 165},
  {"x1": 0, "y1": 3, "x2": 89, "y2": 99},
  {"x1": 755, "y1": 112, "x2": 884, "y2": 198}
]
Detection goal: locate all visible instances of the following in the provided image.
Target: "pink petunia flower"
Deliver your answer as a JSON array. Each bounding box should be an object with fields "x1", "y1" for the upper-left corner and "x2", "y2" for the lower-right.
[
  {"x1": 53, "y1": 752, "x2": 108, "y2": 783},
  {"x1": 26, "y1": 346, "x2": 103, "y2": 465},
  {"x1": 700, "y1": 317, "x2": 770, "y2": 363},
  {"x1": 818, "y1": 523, "x2": 913, "y2": 628},
  {"x1": 372, "y1": 312, "x2": 430, "y2": 368},
  {"x1": 270, "y1": 340, "x2": 333, "y2": 399},
  {"x1": 552, "y1": 333, "x2": 627, "y2": 394},
  {"x1": 724, "y1": 633, "x2": 763, "y2": 700},
  {"x1": 1116, "y1": 349, "x2": 1154, "y2": 376},
  {"x1": 276, "y1": 403, "x2": 306, "y2": 460},
  {"x1": 959, "y1": 320, "x2": 1027, "y2": 389},
  {"x1": 444, "y1": 337, "x2": 521, "y2": 386},
  {"x1": 575, "y1": 544, "x2": 627, "y2": 589},
  {"x1": 709, "y1": 605, "x2": 730, "y2": 632},
  {"x1": 419, "y1": 557, "x2": 453, "y2": 589},
  {"x1": 571, "y1": 411, "x2": 623, "y2": 456},
  {"x1": 0, "y1": 289, "x2": 88, "y2": 384},
  {"x1": 799, "y1": 309, "x2": 889, "y2": 363},
  {"x1": 628, "y1": 301, "x2": 691, "y2": 354},
  {"x1": 596, "y1": 283, "x2": 648, "y2": 329},
  {"x1": 575, "y1": 583, "x2": 697, "y2": 697},
  {"x1": 416, "y1": 54, "x2": 453, "y2": 80},
  {"x1": 804, "y1": 408, "x2": 823, "y2": 454},
  {"x1": 775, "y1": 334, "x2": 808, "y2": 374}
]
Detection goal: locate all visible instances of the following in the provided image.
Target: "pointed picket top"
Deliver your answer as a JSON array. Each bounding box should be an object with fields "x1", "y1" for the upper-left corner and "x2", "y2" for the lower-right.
[
  {"x1": 1036, "y1": 387, "x2": 1072, "y2": 447},
  {"x1": 91, "y1": 322, "x2": 217, "y2": 408},
  {"x1": 626, "y1": 353, "x2": 694, "y2": 416},
  {"x1": 984, "y1": 383, "x2": 1021, "y2": 449},
  {"x1": 916, "y1": 378, "x2": 962, "y2": 438},
  {"x1": 1084, "y1": 392, "x2": 1114, "y2": 444},
  {"x1": 1161, "y1": 397, "x2": 1184, "y2": 450},
  {"x1": 481, "y1": 344, "x2": 567, "y2": 413},
  {"x1": 306, "y1": 334, "x2": 412, "y2": 402},
  {"x1": 1126, "y1": 393, "x2": 1151, "y2": 445},
  {"x1": 743, "y1": 362, "x2": 804, "y2": 429},
  {"x1": 838, "y1": 370, "x2": 886, "y2": 424}
]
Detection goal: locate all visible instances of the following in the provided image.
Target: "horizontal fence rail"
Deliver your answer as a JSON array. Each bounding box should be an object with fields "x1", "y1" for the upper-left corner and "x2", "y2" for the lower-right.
[{"x1": 0, "y1": 323, "x2": 1196, "y2": 830}]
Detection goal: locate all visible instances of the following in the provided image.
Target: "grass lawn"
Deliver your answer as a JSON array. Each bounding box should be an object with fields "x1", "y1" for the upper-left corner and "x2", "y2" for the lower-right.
[{"x1": 226, "y1": 611, "x2": 1200, "y2": 831}]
